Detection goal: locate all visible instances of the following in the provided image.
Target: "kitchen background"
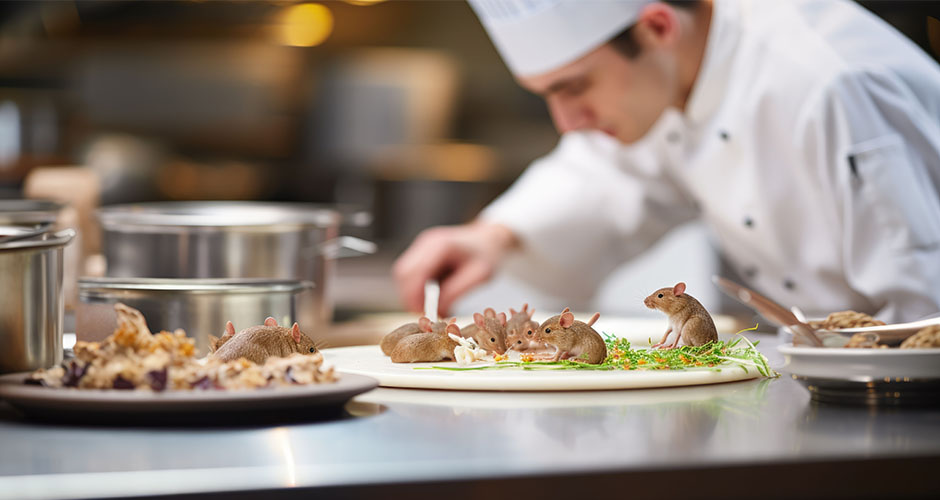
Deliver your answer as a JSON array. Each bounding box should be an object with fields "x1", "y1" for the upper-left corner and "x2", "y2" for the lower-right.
[{"x1": 1, "y1": 0, "x2": 938, "y2": 318}]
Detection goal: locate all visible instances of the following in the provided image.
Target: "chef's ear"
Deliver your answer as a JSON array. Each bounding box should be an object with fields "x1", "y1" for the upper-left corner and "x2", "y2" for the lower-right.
[
  {"x1": 673, "y1": 282, "x2": 686, "y2": 296},
  {"x1": 632, "y1": 2, "x2": 682, "y2": 51}
]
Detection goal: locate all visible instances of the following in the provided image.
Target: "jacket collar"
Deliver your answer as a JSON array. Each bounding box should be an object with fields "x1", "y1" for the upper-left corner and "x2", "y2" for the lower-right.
[{"x1": 684, "y1": 0, "x2": 744, "y2": 125}]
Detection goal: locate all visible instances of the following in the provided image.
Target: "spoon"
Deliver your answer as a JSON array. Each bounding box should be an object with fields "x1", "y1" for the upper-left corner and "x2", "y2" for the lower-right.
[{"x1": 791, "y1": 305, "x2": 940, "y2": 346}]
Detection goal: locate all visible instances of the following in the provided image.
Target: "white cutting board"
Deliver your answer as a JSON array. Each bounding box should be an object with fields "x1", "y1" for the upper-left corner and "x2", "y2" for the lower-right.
[{"x1": 322, "y1": 343, "x2": 761, "y2": 392}]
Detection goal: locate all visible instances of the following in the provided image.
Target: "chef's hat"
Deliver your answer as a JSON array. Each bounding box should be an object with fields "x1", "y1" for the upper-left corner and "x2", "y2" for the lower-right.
[{"x1": 468, "y1": 0, "x2": 653, "y2": 77}]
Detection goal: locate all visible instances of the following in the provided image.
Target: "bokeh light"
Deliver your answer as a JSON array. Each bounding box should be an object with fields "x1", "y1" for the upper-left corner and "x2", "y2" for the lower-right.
[{"x1": 279, "y1": 3, "x2": 333, "y2": 47}]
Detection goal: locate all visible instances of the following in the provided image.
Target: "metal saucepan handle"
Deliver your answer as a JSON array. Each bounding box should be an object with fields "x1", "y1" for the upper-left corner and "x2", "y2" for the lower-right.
[
  {"x1": 0, "y1": 228, "x2": 75, "y2": 251},
  {"x1": 317, "y1": 236, "x2": 377, "y2": 259}
]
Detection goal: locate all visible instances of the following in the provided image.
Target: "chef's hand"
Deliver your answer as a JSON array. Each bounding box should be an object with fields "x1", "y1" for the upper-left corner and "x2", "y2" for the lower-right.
[{"x1": 393, "y1": 221, "x2": 519, "y2": 317}]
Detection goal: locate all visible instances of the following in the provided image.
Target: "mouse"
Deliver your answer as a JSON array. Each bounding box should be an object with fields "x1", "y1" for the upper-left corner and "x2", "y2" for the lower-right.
[
  {"x1": 644, "y1": 282, "x2": 718, "y2": 348},
  {"x1": 505, "y1": 303, "x2": 542, "y2": 352},
  {"x1": 390, "y1": 322, "x2": 462, "y2": 363},
  {"x1": 537, "y1": 308, "x2": 606, "y2": 363},
  {"x1": 460, "y1": 308, "x2": 508, "y2": 354},
  {"x1": 209, "y1": 317, "x2": 319, "y2": 364},
  {"x1": 381, "y1": 316, "x2": 431, "y2": 355}
]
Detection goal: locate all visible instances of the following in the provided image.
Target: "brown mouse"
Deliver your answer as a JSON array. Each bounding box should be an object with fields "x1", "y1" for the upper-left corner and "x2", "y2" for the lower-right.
[
  {"x1": 537, "y1": 308, "x2": 606, "y2": 363},
  {"x1": 390, "y1": 322, "x2": 462, "y2": 363},
  {"x1": 505, "y1": 303, "x2": 542, "y2": 352},
  {"x1": 460, "y1": 308, "x2": 508, "y2": 354},
  {"x1": 209, "y1": 317, "x2": 318, "y2": 364},
  {"x1": 381, "y1": 316, "x2": 432, "y2": 355},
  {"x1": 644, "y1": 282, "x2": 718, "y2": 348},
  {"x1": 381, "y1": 316, "x2": 459, "y2": 355}
]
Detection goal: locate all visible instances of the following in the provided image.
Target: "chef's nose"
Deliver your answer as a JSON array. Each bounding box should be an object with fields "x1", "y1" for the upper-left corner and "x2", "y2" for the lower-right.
[{"x1": 547, "y1": 96, "x2": 591, "y2": 133}]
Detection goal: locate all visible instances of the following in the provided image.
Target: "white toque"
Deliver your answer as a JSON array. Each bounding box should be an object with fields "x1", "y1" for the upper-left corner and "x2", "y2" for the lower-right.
[{"x1": 468, "y1": 0, "x2": 653, "y2": 77}]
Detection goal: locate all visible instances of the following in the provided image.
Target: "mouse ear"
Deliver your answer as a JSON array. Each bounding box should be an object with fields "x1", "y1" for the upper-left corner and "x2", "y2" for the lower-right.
[
  {"x1": 473, "y1": 312, "x2": 485, "y2": 328},
  {"x1": 673, "y1": 282, "x2": 686, "y2": 296},
  {"x1": 448, "y1": 317, "x2": 457, "y2": 325},
  {"x1": 498, "y1": 312, "x2": 507, "y2": 326},
  {"x1": 225, "y1": 321, "x2": 236, "y2": 336},
  {"x1": 446, "y1": 323, "x2": 461, "y2": 336},
  {"x1": 291, "y1": 323, "x2": 301, "y2": 343},
  {"x1": 522, "y1": 303, "x2": 529, "y2": 313},
  {"x1": 418, "y1": 316, "x2": 433, "y2": 332},
  {"x1": 484, "y1": 307, "x2": 496, "y2": 318},
  {"x1": 560, "y1": 310, "x2": 575, "y2": 328},
  {"x1": 264, "y1": 317, "x2": 278, "y2": 327},
  {"x1": 528, "y1": 307, "x2": 535, "y2": 319},
  {"x1": 509, "y1": 307, "x2": 517, "y2": 316}
]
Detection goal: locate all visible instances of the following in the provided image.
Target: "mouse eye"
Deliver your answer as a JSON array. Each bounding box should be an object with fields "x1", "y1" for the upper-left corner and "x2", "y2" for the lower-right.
[
  {"x1": 309, "y1": 347, "x2": 316, "y2": 353},
  {"x1": 545, "y1": 328, "x2": 551, "y2": 334},
  {"x1": 658, "y1": 293, "x2": 664, "y2": 298},
  {"x1": 517, "y1": 340, "x2": 522, "y2": 344},
  {"x1": 527, "y1": 330, "x2": 532, "y2": 336},
  {"x1": 490, "y1": 337, "x2": 496, "y2": 343}
]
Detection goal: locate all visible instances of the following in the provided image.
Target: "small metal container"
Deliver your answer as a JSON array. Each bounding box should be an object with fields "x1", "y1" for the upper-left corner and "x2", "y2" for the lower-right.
[
  {"x1": 77, "y1": 278, "x2": 315, "y2": 355},
  {"x1": 0, "y1": 227, "x2": 75, "y2": 374}
]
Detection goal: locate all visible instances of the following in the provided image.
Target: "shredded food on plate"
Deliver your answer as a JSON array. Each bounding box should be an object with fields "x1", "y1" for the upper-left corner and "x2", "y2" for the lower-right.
[{"x1": 27, "y1": 304, "x2": 336, "y2": 391}]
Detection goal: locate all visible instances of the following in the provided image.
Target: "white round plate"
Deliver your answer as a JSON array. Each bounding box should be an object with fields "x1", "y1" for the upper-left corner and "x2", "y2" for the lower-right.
[
  {"x1": 777, "y1": 345, "x2": 940, "y2": 406},
  {"x1": 778, "y1": 345, "x2": 940, "y2": 380},
  {"x1": 322, "y1": 346, "x2": 762, "y2": 391}
]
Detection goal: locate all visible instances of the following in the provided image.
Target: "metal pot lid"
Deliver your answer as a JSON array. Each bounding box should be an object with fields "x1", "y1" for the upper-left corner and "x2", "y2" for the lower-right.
[
  {"x1": 0, "y1": 227, "x2": 74, "y2": 252},
  {"x1": 79, "y1": 277, "x2": 315, "y2": 297},
  {"x1": 0, "y1": 199, "x2": 64, "y2": 225},
  {"x1": 97, "y1": 202, "x2": 346, "y2": 230}
]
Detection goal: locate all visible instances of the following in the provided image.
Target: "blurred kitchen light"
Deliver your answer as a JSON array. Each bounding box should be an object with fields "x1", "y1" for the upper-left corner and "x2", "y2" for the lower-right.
[
  {"x1": 279, "y1": 3, "x2": 333, "y2": 47},
  {"x1": 40, "y1": 1, "x2": 81, "y2": 37},
  {"x1": 343, "y1": 0, "x2": 386, "y2": 5}
]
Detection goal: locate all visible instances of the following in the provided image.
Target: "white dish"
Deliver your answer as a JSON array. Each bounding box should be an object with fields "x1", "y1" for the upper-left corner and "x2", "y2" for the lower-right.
[
  {"x1": 778, "y1": 345, "x2": 940, "y2": 380},
  {"x1": 322, "y1": 346, "x2": 762, "y2": 392},
  {"x1": 777, "y1": 345, "x2": 940, "y2": 405}
]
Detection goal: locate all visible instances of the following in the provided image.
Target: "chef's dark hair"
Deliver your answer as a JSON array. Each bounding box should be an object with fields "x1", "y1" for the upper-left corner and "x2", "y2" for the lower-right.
[{"x1": 608, "y1": 1, "x2": 701, "y2": 59}]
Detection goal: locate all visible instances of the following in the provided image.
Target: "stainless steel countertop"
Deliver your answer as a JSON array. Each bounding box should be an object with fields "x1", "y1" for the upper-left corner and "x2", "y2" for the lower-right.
[{"x1": 1, "y1": 334, "x2": 938, "y2": 500}]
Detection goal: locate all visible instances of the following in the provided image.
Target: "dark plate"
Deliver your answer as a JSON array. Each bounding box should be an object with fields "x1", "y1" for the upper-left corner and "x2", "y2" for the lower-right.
[{"x1": 0, "y1": 372, "x2": 378, "y2": 425}]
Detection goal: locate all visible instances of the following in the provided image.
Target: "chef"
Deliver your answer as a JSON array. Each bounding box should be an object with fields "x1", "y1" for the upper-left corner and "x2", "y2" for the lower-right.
[{"x1": 394, "y1": 0, "x2": 940, "y2": 322}]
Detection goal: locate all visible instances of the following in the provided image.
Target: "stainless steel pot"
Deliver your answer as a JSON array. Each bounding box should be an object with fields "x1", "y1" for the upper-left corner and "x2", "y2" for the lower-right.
[
  {"x1": 77, "y1": 278, "x2": 315, "y2": 355},
  {"x1": 97, "y1": 202, "x2": 375, "y2": 329},
  {"x1": 0, "y1": 227, "x2": 75, "y2": 374}
]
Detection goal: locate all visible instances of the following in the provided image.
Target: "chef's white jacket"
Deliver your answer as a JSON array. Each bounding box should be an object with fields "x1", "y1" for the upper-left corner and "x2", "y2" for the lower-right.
[{"x1": 480, "y1": 0, "x2": 940, "y2": 322}]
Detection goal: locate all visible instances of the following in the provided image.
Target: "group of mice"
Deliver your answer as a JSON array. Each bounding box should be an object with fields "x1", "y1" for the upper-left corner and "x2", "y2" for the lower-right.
[
  {"x1": 380, "y1": 304, "x2": 608, "y2": 364},
  {"x1": 380, "y1": 282, "x2": 720, "y2": 365}
]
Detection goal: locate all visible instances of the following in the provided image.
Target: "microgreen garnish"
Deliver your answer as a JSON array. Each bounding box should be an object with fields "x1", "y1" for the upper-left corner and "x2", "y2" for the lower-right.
[{"x1": 419, "y1": 325, "x2": 778, "y2": 377}]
